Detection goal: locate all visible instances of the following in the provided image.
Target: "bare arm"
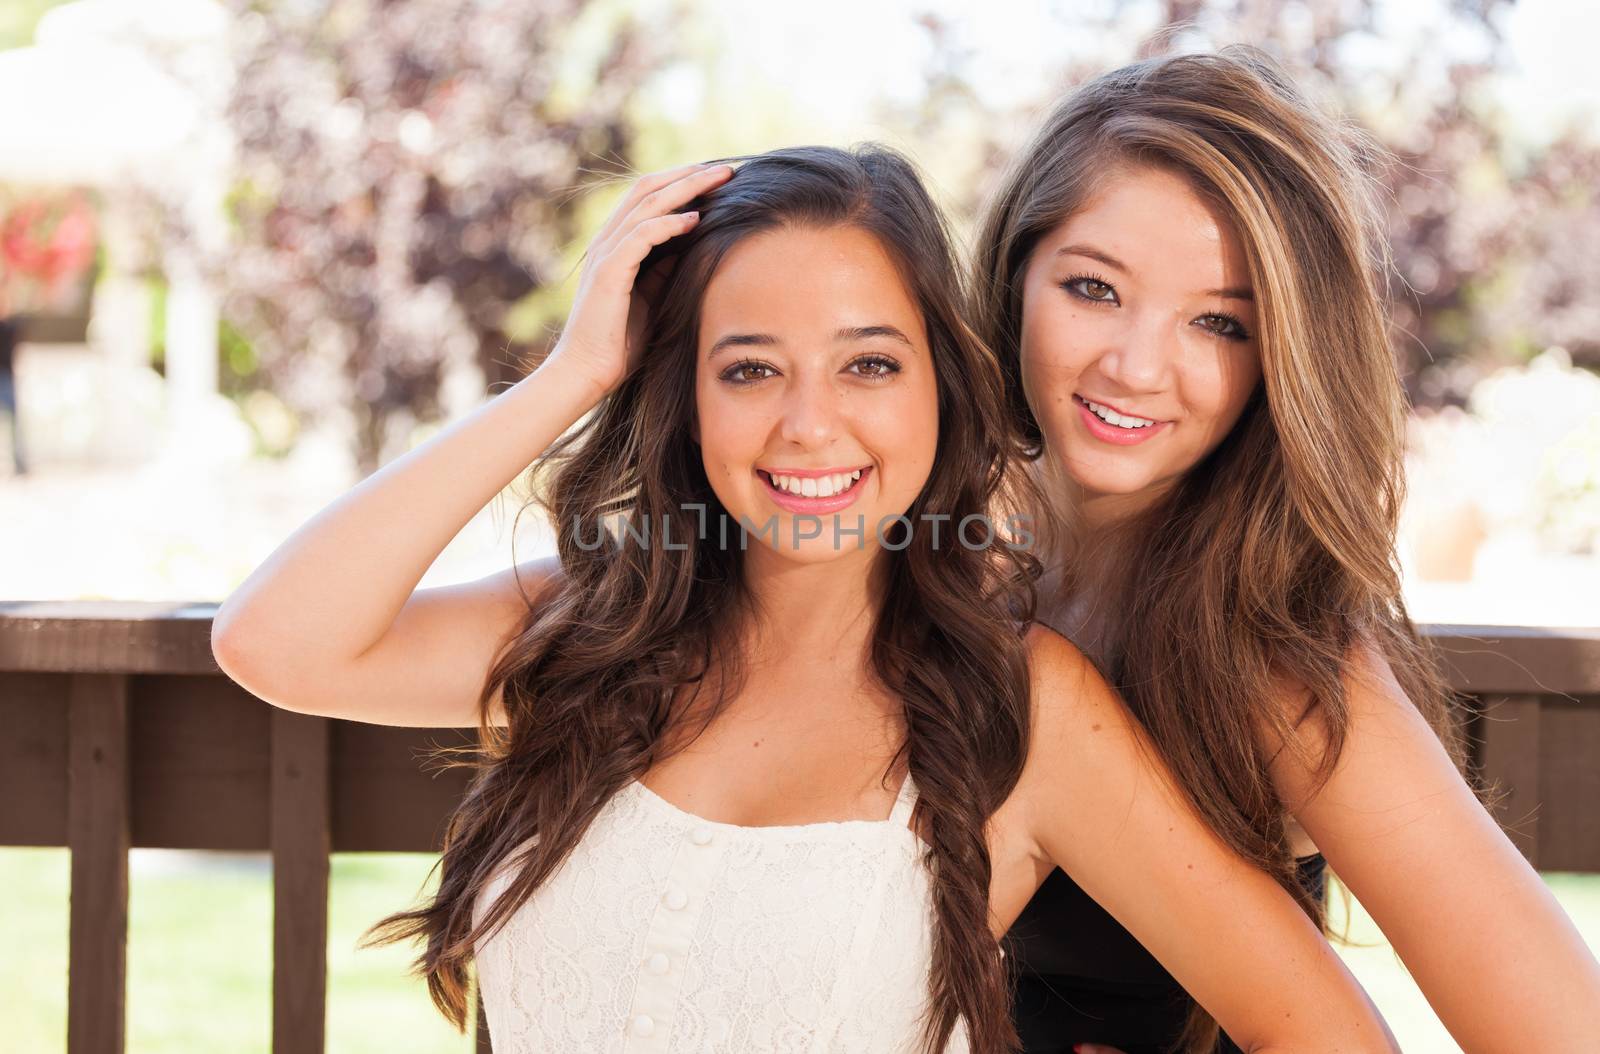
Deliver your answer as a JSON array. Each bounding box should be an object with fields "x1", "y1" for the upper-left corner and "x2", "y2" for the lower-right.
[
  {"x1": 211, "y1": 161, "x2": 734, "y2": 727},
  {"x1": 1014, "y1": 625, "x2": 1398, "y2": 1054},
  {"x1": 1272, "y1": 644, "x2": 1600, "y2": 1051}
]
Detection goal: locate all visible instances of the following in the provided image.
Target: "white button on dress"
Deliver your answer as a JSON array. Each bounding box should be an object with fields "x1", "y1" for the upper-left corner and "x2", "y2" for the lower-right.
[{"x1": 472, "y1": 773, "x2": 969, "y2": 1053}]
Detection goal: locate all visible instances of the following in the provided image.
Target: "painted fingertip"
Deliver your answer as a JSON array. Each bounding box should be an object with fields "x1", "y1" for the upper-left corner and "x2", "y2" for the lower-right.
[{"x1": 683, "y1": 210, "x2": 700, "y2": 221}]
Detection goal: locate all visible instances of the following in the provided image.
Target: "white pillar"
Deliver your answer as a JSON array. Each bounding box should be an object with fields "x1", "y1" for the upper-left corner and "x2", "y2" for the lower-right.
[{"x1": 162, "y1": 248, "x2": 219, "y2": 435}]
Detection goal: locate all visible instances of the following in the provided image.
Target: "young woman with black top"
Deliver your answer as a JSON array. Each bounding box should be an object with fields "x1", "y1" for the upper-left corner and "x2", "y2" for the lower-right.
[{"x1": 973, "y1": 47, "x2": 1600, "y2": 1054}]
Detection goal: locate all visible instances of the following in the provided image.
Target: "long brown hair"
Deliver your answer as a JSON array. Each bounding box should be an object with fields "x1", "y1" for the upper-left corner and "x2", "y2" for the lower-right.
[
  {"x1": 972, "y1": 47, "x2": 1467, "y2": 1052},
  {"x1": 365, "y1": 144, "x2": 1041, "y2": 1054}
]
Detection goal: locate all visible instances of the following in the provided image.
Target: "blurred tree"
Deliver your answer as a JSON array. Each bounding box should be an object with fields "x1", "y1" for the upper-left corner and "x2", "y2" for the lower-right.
[
  {"x1": 907, "y1": 0, "x2": 1600, "y2": 405},
  {"x1": 221, "y1": 0, "x2": 670, "y2": 473}
]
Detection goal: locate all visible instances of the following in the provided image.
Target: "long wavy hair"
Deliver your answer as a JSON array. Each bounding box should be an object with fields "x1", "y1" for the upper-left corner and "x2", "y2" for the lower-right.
[
  {"x1": 972, "y1": 47, "x2": 1468, "y2": 1052},
  {"x1": 365, "y1": 144, "x2": 1042, "y2": 1054}
]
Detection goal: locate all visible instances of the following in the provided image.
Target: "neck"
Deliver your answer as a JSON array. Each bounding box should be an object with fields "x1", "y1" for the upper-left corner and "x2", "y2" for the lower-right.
[
  {"x1": 1033, "y1": 452, "x2": 1167, "y2": 663},
  {"x1": 736, "y1": 544, "x2": 886, "y2": 672},
  {"x1": 1034, "y1": 452, "x2": 1153, "y2": 543}
]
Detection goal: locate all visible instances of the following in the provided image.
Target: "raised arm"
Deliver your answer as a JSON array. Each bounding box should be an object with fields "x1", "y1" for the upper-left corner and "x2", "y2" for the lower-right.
[
  {"x1": 1009, "y1": 625, "x2": 1399, "y2": 1054},
  {"x1": 210, "y1": 162, "x2": 733, "y2": 727},
  {"x1": 1269, "y1": 643, "x2": 1600, "y2": 1051}
]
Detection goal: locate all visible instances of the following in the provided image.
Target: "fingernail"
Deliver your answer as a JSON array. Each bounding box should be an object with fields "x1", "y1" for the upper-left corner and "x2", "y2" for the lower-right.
[{"x1": 684, "y1": 211, "x2": 699, "y2": 221}]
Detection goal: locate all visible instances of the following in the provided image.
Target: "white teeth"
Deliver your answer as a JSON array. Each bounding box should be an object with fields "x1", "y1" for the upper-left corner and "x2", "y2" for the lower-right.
[
  {"x1": 765, "y1": 470, "x2": 865, "y2": 497},
  {"x1": 1083, "y1": 399, "x2": 1155, "y2": 429}
]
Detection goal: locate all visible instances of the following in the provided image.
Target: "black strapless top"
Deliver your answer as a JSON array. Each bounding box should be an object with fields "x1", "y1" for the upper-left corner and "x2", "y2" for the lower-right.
[{"x1": 1006, "y1": 855, "x2": 1328, "y2": 1054}]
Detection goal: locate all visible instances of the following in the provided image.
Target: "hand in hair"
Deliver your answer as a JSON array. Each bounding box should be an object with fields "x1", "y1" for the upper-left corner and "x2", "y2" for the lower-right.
[
  {"x1": 211, "y1": 163, "x2": 728, "y2": 728},
  {"x1": 551, "y1": 161, "x2": 733, "y2": 396}
]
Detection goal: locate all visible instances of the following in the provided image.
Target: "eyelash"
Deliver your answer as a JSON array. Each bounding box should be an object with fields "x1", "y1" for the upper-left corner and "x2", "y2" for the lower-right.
[
  {"x1": 717, "y1": 354, "x2": 903, "y2": 386},
  {"x1": 1060, "y1": 271, "x2": 1117, "y2": 304},
  {"x1": 851, "y1": 354, "x2": 902, "y2": 378},
  {"x1": 719, "y1": 357, "x2": 772, "y2": 385},
  {"x1": 1058, "y1": 272, "x2": 1253, "y2": 342}
]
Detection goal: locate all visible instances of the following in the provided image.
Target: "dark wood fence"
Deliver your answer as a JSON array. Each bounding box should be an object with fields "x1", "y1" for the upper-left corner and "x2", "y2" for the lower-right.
[{"x1": 2, "y1": 602, "x2": 1597, "y2": 1054}]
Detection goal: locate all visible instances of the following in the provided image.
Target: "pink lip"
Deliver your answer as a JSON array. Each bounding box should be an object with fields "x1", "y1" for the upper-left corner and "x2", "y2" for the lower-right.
[
  {"x1": 756, "y1": 465, "x2": 872, "y2": 515},
  {"x1": 1073, "y1": 395, "x2": 1170, "y2": 446},
  {"x1": 755, "y1": 464, "x2": 868, "y2": 478}
]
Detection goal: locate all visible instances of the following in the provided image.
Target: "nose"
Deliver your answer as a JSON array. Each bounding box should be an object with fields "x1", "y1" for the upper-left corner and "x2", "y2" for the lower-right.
[
  {"x1": 1096, "y1": 312, "x2": 1178, "y2": 392},
  {"x1": 777, "y1": 371, "x2": 845, "y2": 448}
]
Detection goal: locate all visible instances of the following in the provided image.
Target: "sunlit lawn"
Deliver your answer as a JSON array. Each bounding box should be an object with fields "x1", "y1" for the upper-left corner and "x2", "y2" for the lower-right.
[
  {"x1": 1, "y1": 848, "x2": 474, "y2": 1054},
  {"x1": 3, "y1": 846, "x2": 1597, "y2": 1053}
]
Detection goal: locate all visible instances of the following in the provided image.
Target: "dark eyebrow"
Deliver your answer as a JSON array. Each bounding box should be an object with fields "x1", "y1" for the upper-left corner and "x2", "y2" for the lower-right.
[
  {"x1": 1055, "y1": 244, "x2": 1127, "y2": 272},
  {"x1": 837, "y1": 324, "x2": 913, "y2": 346},
  {"x1": 707, "y1": 333, "x2": 778, "y2": 356},
  {"x1": 1057, "y1": 243, "x2": 1253, "y2": 302},
  {"x1": 708, "y1": 326, "x2": 913, "y2": 357}
]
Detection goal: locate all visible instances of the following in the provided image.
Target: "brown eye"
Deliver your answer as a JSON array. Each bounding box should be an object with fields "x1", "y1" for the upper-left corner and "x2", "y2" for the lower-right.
[
  {"x1": 720, "y1": 359, "x2": 777, "y2": 385},
  {"x1": 850, "y1": 355, "x2": 901, "y2": 379},
  {"x1": 1195, "y1": 313, "x2": 1251, "y2": 341},
  {"x1": 1061, "y1": 275, "x2": 1119, "y2": 304}
]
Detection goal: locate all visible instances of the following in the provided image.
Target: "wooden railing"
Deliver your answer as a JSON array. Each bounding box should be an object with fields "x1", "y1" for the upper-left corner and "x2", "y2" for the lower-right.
[{"x1": 2, "y1": 602, "x2": 1597, "y2": 1054}]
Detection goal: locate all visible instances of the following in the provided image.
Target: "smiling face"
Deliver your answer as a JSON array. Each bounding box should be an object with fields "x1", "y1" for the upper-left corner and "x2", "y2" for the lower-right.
[
  {"x1": 1019, "y1": 164, "x2": 1263, "y2": 513},
  {"x1": 695, "y1": 223, "x2": 938, "y2": 564}
]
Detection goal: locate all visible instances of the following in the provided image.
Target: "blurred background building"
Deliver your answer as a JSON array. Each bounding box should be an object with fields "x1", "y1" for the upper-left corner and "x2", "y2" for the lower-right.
[{"x1": 1, "y1": 1, "x2": 1596, "y2": 1051}]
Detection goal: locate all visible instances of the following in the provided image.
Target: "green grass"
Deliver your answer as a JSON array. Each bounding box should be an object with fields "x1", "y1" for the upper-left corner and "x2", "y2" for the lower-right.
[
  {"x1": 3, "y1": 847, "x2": 1598, "y2": 1053},
  {"x1": 0, "y1": 848, "x2": 473, "y2": 1054}
]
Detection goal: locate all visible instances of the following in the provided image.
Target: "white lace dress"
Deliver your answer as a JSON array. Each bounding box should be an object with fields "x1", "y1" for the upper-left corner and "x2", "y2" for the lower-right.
[{"x1": 471, "y1": 773, "x2": 970, "y2": 1053}]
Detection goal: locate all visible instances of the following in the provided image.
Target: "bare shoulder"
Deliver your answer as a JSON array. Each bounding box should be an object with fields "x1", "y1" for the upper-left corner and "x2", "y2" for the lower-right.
[
  {"x1": 1021, "y1": 622, "x2": 1126, "y2": 737},
  {"x1": 1022, "y1": 622, "x2": 1099, "y2": 695},
  {"x1": 1259, "y1": 635, "x2": 1419, "y2": 747},
  {"x1": 1009, "y1": 622, "x2": 1158, "y2": 822},
  {"x1": 1260, "y1": 632, "x2": 1451, "y2": 816}
]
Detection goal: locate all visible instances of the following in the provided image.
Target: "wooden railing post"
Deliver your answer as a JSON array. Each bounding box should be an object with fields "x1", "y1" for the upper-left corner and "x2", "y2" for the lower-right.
[
  {"x1": 67, "y1": 672, "x2": 130, "y2": 1054},
  {"x1": 271, "y1": 709, "x2": 331, "y2": 1054},
  {"x1": 1478, "y1": 694, "x2": 1544, "y2": 868},
  {"x1": 475, "y1": 976, "x2": 493, "y2": 1054},
  {"x1": 0, "y1": 607, "x2": 1590, "y2": 1053}
]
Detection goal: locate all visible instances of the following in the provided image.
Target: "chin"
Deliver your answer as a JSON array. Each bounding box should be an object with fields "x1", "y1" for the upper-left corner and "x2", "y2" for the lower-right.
[
  {"x1": 1063, "y1": 451, "x2": 1164, "y2": 499},
  {"x1": 772, "y1": 514, "x2": 884, "y2": 563},
  {"x1": 775, "y1": 539, "x2": 874, "y2": 564},
  {"x1": 708, "y1": 504, "x2": 874, "y2": 564}
]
